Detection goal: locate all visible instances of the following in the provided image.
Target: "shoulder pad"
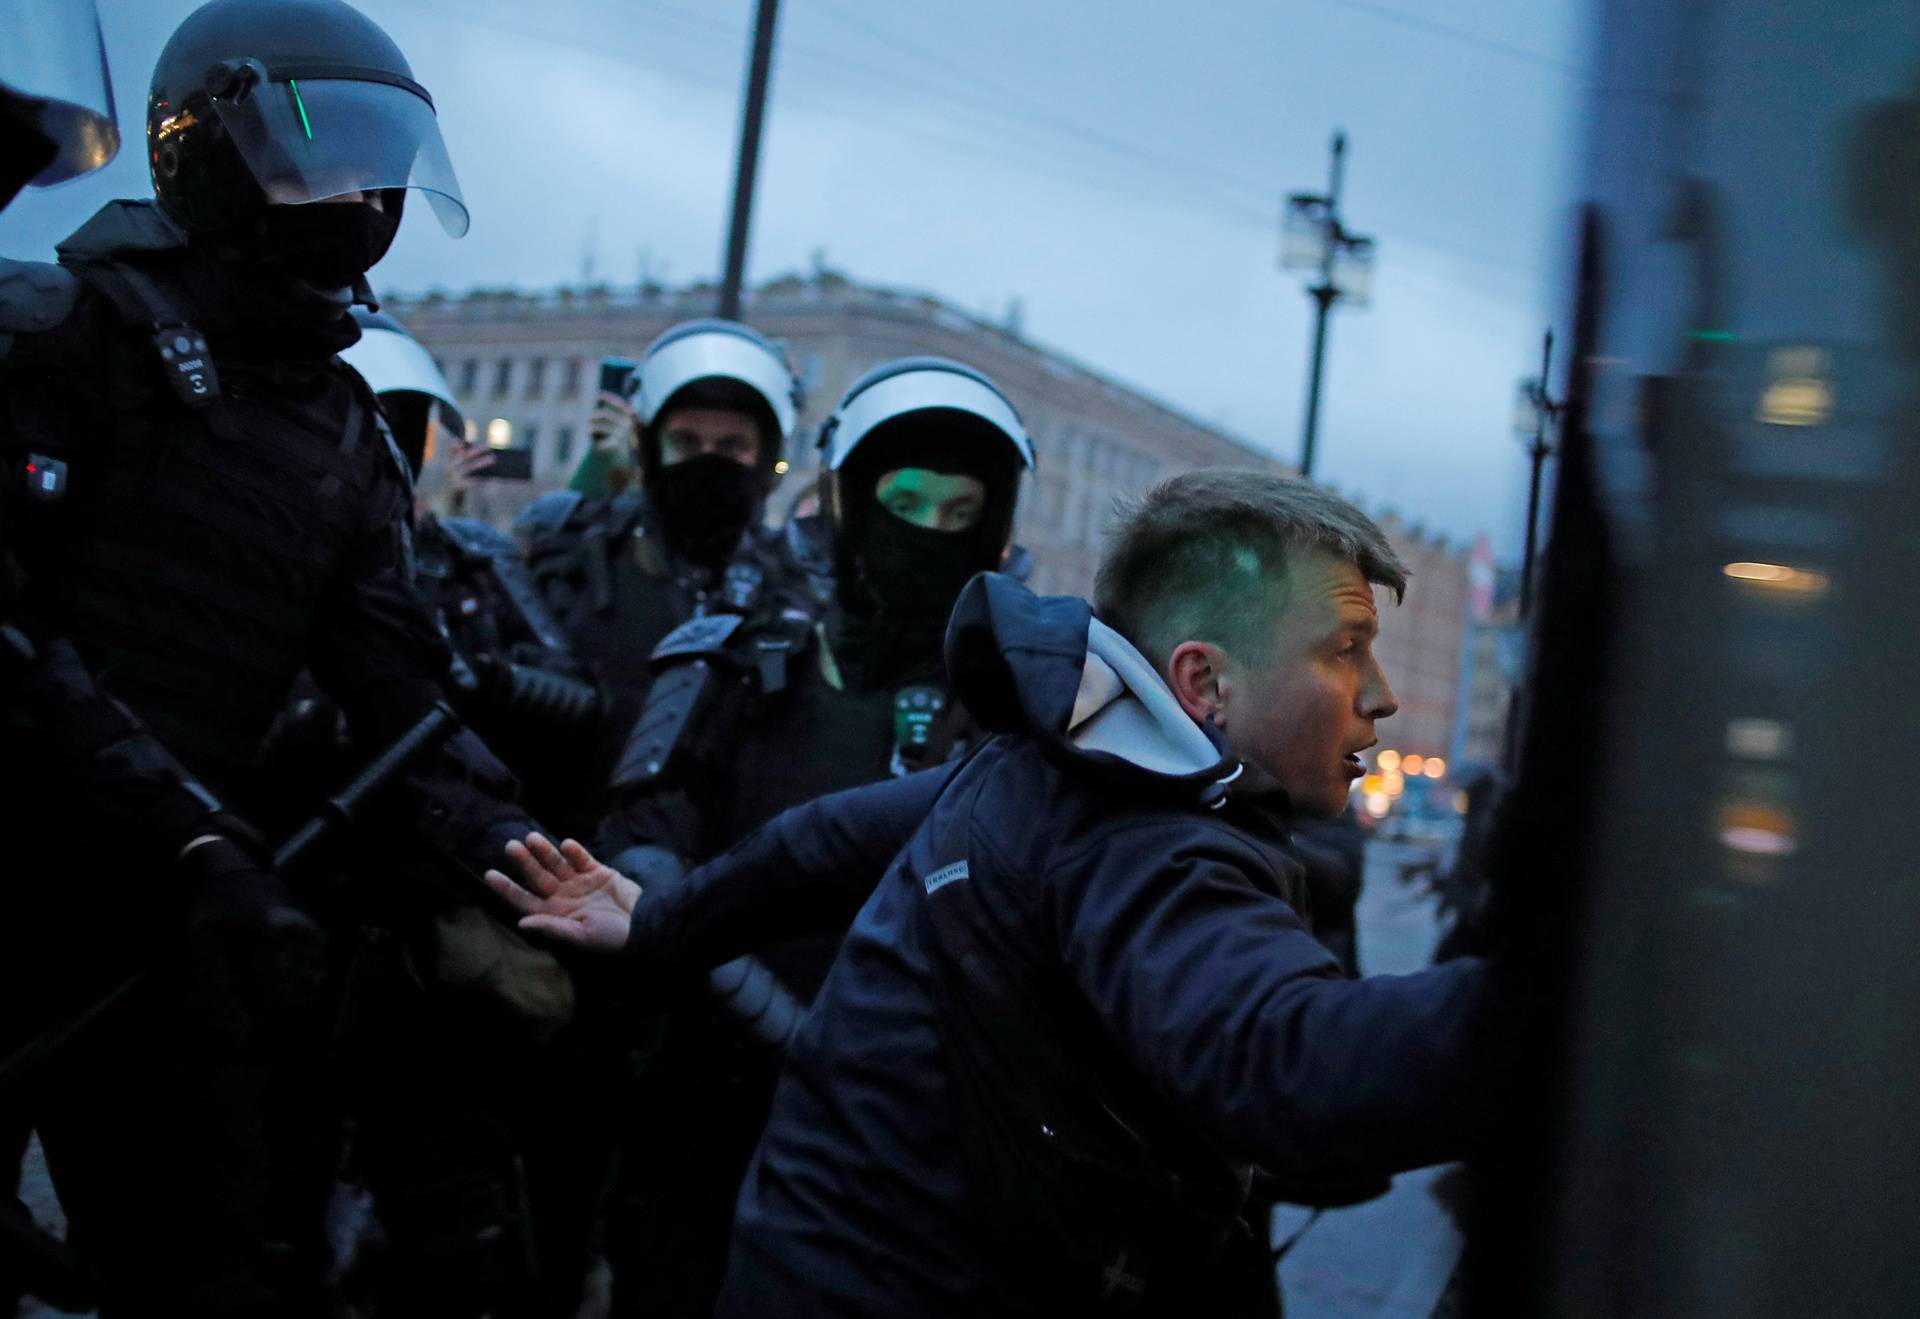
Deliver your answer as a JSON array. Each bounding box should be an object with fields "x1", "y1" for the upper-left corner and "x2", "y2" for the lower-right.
[
  {"x1": 53, "y1": 200, "x2": 185, "y2": 264},
  {"x1": 513, "y1": 490, "x2": 584, "y2": 544},
  {"x1": 649, "y1": 613, "x2": 746, "y2": 666},
  {"x1": 604, "y1": 490, "x2": 647, "y2": 534},
  {"x1": 437, "y1": 515, "x2": 518, "y2": 559},
  {"x1": 0, "y1": 259, "x2": 81, "y2": 336}
]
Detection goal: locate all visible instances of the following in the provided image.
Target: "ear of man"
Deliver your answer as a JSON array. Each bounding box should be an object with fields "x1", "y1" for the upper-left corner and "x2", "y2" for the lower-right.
[{"x1": 1166, "y1": 640, "x2": 1233, "y2": 731}]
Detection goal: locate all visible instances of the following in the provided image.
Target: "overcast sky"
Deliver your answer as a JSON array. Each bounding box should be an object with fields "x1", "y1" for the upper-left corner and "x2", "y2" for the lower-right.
[{"x1": 0, "y1": 0, "x2": 1589, "y2": 554}]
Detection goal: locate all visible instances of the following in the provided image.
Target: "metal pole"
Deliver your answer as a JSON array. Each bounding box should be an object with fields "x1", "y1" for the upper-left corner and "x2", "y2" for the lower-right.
[
  {"x1": 1299, "y1": 284, "x2": 1337, "y2": 478},
  {"x1": 1298, "y1": 131, "x2": 1347, "y2": 479},
  {"x1": 1326, "y1": 130, "x2": 1346, "y2": 212},
  {"x1": 1520, "y1": 437, "x2": 1547, "y2": 617},
  {"x1": 718, "y1": 0, "x2": 781, "y2": 321},
  {"x1": 1518, "y1": 329, "x2": 1557, "y2": 618}
]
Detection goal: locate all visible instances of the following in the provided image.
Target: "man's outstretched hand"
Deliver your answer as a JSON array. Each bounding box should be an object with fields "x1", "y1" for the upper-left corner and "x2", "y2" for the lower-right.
[{"x1": 485, "y1": 834, "x2": 640, "y2": 954}]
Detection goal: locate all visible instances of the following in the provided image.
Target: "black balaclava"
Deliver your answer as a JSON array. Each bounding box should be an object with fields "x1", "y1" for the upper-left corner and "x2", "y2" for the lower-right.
[
  {"x1": 170, "y1": 187, "x2": 404, "y2": 362},
  {"x1": 828, "y1": 409, "x2": 1020, "y2": 688},
  {"x1": 248, "y1": 195, "x2": 402, "y2": 290},
  {"x1": 643, "y1": 378, "x2": 779, "y2": 568}
]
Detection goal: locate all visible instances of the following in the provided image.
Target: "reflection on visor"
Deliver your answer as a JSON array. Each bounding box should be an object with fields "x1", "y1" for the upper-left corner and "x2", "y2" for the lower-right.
[
  {"x1": 211, "y1": 76, "x2": 468, "y2": 236},
  {"x1": 0, "y1": 0, "x2": 119, "y2": 185}
]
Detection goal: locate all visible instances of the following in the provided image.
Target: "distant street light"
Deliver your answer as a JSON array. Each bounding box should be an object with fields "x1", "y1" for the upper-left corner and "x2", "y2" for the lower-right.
[
  {"x1": 1514, "y1": 328, "x2": 1564, "y2": 619},
  {"x1": 1282, "y1": 131, "x2": 1375, "y2": 479}
]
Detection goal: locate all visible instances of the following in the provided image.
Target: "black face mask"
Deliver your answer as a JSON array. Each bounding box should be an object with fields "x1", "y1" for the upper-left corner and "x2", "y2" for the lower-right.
[
  {"x1": 855, "y1": 508, "x2": 986, "y2": 624},
  {"x1": 248, "y1": 200, "x2": 401, "y2": 290},
  {"x1": 648, "y1": 452, "x2": 764, "y2": 566}
]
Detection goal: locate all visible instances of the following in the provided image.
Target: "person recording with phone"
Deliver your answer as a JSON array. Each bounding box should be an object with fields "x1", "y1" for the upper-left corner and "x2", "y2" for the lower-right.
[{"x1": 519, "y1": 320, "x2": 811, "y2": 812}]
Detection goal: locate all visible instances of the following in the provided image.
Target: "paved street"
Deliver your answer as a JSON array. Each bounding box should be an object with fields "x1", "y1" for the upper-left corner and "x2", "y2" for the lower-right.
[{"x1": 1275, "y1": 837, "x2": 1466, "y2": 1319}]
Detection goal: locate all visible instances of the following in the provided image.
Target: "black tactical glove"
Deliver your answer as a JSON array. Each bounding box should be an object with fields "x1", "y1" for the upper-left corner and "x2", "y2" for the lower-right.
[{"x1": 179, "y1": 836, "x2": 330, "y2": 1045}]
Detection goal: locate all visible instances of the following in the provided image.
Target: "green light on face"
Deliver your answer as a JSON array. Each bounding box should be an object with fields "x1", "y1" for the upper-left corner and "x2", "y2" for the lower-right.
[
  {"x1": 1688, "y1": 329, "x2": 1738, "y2": 343},
  {"x1": 289, "y1": 80, "x2": 313, "y2": 141},
  {"x1": 875, "y1": 467, "x2": 987, "y2": 532}
]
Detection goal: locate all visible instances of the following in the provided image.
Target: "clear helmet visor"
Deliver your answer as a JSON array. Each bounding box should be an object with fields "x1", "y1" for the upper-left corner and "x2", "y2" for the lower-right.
[
  {"x1": 637, "y1": 330, "x2": 800, "y2": 438},
  {"x1": 207, "y1": 70, "x2": 467, "y2": 236},
  {"x1": 0, "y1": 0, "x2": 119, "y2": 186}
]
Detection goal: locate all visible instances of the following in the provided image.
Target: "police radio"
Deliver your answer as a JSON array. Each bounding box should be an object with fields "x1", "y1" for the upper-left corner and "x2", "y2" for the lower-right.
[{"x1": 22, "y1": 454, "x2": 67, "y2": 503}]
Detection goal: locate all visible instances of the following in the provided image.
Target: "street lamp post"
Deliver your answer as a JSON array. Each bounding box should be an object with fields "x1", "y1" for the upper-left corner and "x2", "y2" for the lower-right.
[
  {"x1": 1514, "y1": 328, "x2": 1564, "y2": 619},
  {"x1": 718, "y1": 0, "x2": 781, "y2": 321},
  {"x1": 1282, "y1": 131, "x2": 1375, "y2": 479}
]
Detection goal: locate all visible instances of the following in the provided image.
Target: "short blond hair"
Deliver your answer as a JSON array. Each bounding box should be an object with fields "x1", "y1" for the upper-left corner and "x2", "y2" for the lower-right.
[{"x1": 1094, "y1": 469, "x2": 1407, "y2": 668}]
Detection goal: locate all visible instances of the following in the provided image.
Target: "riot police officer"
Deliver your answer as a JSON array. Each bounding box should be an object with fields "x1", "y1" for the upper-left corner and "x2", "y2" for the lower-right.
[
  {"x1": 0, "y1": 1, "x2": 567, "y2": 1312},
  {"x1": 343, "y1": 307, "x2": 622, "y2": 844},
  {"x1": 333, "y1": 308, "x2": 629, "y2": 1317},
  {"x1": 595, "y1": 356, "x2": 1034, "y2": 1319},
  {"x1": 523, "y1": 318, "x2": 807, "y2": 718},
  {"x1": 0, "y1": 6, "x2": 346, "y2": 1314}
]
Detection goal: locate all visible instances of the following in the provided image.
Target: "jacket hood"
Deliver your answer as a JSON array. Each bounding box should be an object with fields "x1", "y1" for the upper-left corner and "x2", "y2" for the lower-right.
[{"x1": 945, "y1": 572, "x2": 1240, "y2": 806}]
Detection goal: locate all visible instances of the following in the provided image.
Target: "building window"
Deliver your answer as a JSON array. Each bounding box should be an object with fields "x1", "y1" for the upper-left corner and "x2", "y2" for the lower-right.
[
  {"x1": 560, "y1": 357, "x2": 583, "y2": 399},
  {"x1": 523, "y1": 424, "x2": 540, "y2": 463},
  {"x1": 525, "y1": 357, "x2": 547, "y2": 400},
  {"x1": 492, "y1": 358, "x2": 513, "y2": 398},
  {"x1": 458, "y1": 358, "x2": 478, "y2": 394},
  {"x1": 555, "y1": 425, "x2": 576, "y2": 467}
]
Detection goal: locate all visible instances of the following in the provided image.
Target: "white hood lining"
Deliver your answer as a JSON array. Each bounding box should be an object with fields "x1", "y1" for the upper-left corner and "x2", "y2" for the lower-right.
[{"x1": 1067, "y1": 619, "x2": 1226, "y2": 778}]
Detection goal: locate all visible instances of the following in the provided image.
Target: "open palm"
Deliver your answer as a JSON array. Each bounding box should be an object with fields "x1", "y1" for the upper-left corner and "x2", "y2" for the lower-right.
[{"x1": 484, "y1": 833, "x2": 639, "y2": 954}]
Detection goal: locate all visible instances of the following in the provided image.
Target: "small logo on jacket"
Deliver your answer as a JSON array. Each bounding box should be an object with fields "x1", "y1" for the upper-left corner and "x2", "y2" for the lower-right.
[{"x1": 922, "y1": 860, "x2": 970, "y2": 894}]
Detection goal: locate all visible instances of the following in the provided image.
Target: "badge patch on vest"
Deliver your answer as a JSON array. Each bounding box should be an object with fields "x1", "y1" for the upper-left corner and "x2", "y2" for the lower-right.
[
  {"x1": 923, "y1": 860, "x2": 970, "y2": 894},
  {"x1": 894, "y1": 685, "x2": 945, "y2": 750},
  {"x1": 152, "y1": 326, "x2": 219, "y2": 405}
]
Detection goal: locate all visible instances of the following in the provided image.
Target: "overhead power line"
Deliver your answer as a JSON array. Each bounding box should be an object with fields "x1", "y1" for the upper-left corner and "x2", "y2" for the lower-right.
[
  {"x1": 1319, "y1": 0, "x2": 1586, "y2": 77},
  {"x1": 379, "y1": 0, "x2": 1549, "y2": 293}
]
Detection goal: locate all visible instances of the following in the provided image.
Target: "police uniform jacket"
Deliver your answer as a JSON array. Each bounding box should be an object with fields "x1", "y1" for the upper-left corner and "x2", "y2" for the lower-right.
[{"x1": 0, "y1": 201, "x2": 539, "y2": 883}]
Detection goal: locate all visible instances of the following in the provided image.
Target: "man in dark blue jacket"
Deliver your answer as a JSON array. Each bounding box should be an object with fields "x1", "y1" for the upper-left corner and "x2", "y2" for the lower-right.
[{"x1": 490, "y1": 469, "x2": 1508, "y2": 1317}]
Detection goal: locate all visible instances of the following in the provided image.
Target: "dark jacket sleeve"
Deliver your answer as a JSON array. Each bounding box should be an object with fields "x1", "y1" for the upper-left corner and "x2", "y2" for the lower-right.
[
  {"x1": 1049, "y1": 822, "x2": 1505, "y2": 1180},
  {"x1": 599, "y1": 780, "x2": 712, "y2": 871},
  {"x1": 625, "y1": 765, "x2": 954, "y2": 973},
  {"x1": 5, "y1": 629, "x2": 268, "y2": 876},
  {"x1": 308, "y1": 478, "x2": 540, "y2": 875}
]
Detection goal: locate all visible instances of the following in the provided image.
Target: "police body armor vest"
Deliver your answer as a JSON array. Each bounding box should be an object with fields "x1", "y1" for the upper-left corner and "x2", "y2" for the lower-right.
[
  {"x1": 0, "y1": 252, "x2": 414, "y2": 792},
  {"x1": 522, "y1": 490, "x2": 796, "y2": 705}
]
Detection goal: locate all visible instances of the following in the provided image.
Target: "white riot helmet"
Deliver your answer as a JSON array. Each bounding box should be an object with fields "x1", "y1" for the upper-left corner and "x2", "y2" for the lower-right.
[
  {"x1": 620, "y1": 318, "x2": 803, "y2": 566},
  {"x1": 0, "y1": 0, "x2": 119, "y2": 209},
  {"x1": 341, "y1": 307, "x2": 463, "y2": 476},
  {"x1": 815, "y1": 356, "x2": 1034, "y2": 619},
  {"x1": 631, "y1": 318, "x2": 802, "y2": 486}
]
